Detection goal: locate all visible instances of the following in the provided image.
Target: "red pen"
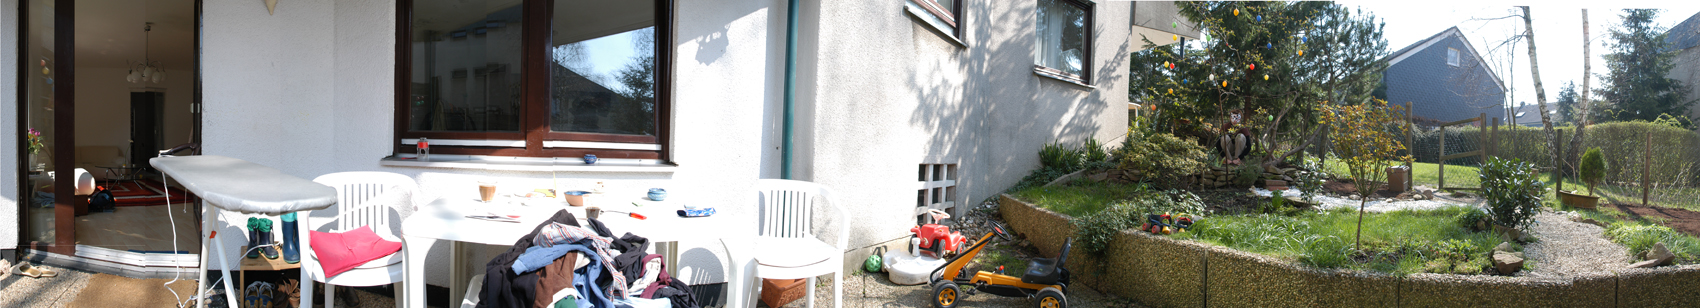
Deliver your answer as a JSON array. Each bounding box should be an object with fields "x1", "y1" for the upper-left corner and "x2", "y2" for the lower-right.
[{"x1": 602, "y1": 210, "x2": 646, "y2": 220}]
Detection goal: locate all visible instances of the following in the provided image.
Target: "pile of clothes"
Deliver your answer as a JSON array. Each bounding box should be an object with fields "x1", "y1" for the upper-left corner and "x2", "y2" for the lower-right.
[{"x1": 480, "y1": 210, "x2": 700, "y2": 308}]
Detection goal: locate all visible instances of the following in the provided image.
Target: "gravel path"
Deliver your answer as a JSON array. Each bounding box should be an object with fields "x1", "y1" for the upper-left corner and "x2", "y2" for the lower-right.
[
  {"x1": 0, "y1": 260, "x2": 90, "y2": 308},
  {"x1": 1519, "y1": 211, "x2": 1630, "y2": 278},
  {"x1": 1251, "y1": 187, "x2": 1475, "y2": 212}
]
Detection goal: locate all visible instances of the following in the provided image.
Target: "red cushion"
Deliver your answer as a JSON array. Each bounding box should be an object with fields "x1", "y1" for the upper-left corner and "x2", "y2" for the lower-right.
[{"x1": 309, "y1": 226, "x2": 402, "y2": 278}]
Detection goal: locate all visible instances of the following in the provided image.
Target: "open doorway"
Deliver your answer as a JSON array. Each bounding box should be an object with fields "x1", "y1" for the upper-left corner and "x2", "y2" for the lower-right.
[{"x1": 18, "y1": 0, "x2": 201, "y2": 269}]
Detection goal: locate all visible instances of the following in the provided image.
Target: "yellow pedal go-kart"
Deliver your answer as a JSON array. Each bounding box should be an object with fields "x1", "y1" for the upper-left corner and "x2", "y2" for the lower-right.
[{"x1": 929, "y1": 222, "x2": 1071, "y2": 308}]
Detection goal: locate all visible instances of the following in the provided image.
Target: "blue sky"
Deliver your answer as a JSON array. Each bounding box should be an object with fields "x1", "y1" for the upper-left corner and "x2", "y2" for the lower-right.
[{"x1": 1343, "y1": 0, "x2": 1700, "y2": 114}]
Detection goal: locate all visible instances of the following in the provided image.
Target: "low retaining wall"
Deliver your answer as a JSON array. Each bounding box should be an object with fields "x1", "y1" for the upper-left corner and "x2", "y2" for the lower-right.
[{"x1": 997, "y1": 194, "x2": 1700, "y2": 307}]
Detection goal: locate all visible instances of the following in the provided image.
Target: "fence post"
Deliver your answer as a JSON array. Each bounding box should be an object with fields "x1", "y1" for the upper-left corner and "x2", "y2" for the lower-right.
[
  {"x1": 1405, "y1": 102, "x2": 1414, "y2": 191},
  {"x1": 1556, "y1": 130, "x2": 1565, "y2": 192},
  {"x1": 1489, "y1": 117, "x2": 1499, "y2": 158},
  {"x1": 1645, "y1": 132, "x2": 1652, "y2": 205},
  {"x1": 1439, "y1": 124, "x2": 1446, "y2": 190}
]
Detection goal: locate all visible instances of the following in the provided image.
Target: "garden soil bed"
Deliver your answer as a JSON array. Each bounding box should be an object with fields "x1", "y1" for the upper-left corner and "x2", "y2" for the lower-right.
[{"x1": 1603, "y1": 202, "x2": 1700, "y2": 237}]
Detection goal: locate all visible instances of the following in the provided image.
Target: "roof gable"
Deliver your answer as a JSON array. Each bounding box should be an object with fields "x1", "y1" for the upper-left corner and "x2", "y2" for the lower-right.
[
  {"x1": 1384, "y1": 26, "x2": 1505, "y2": 91},
  {"x1": 1666, "y1": 11, "x2": 1700, "y2": 51}
]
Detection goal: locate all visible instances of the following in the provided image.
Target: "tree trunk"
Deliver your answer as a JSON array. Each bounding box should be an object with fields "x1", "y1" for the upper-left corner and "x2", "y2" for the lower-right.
[
  {"x1": 1356, "y1": 198, "x2": 1366, "y2": 252},
  {"x1": 1521, "y1": 6, "x2": 1560, "y2": 177},
  {"x1": 1567, "y1": 9, "x2": 1592, "y2": 179}
]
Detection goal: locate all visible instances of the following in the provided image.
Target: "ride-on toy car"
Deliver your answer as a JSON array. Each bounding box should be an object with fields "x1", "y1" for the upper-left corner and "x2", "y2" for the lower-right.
[{"x1": 929, "y1": 222, "x2": 1072, "y2": 308}]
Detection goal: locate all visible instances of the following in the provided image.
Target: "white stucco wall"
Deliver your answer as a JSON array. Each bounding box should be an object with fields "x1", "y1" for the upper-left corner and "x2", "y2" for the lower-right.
[
  {"x1": 2, "y1": 0, "x2": 19, "y2": 251},
  {"x1": 800, "y1": 1, "x2": 1132, "y2": 253},
  {"x1": 195, "y1": 0, "x2": 785, "y2": 287}
]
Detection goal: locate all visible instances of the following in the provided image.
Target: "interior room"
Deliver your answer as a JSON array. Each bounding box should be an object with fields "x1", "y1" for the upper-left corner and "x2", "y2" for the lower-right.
[{"x1": 23, "y1": 0, "x2": 199, "y2": 262}]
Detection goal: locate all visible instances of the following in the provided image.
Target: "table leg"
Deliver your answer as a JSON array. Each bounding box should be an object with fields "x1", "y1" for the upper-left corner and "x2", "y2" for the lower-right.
[
  {"x1": 402, "y1": 234, "x2": 437, "y2": 308},
  {"x1": 449, "y1": 241, "x2": 465, "y2": 307}
]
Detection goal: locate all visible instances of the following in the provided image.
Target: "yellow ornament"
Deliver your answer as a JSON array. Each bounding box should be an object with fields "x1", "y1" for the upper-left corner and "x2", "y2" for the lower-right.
[
  {"x1": 1264, "y1": 74, "x2": 1269, "y2": 80},
  {"x1": 1222, "y1": 81, "x2": 1228, "y2": 87},
  {"x1": 1298, "y1": 50, "x2": 1304, "y2": 56},
  {"x1": 1168, "y1": 88, "x2": 1174, "y2": 94},
  {"x1": 1233, "y1": 8, "x2": 1240, "y2": 16},
  {"x1": 1173, "y1": 34, "x2": 1179, "y2": 41}
]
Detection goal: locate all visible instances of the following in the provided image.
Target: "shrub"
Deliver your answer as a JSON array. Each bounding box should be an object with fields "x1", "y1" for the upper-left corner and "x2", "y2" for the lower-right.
[
  {"x1": 1234, "y1": 164, "x2": 1261, "y2": 187},
  {"x1": 1453, "y1": 208, "x2": 1490, "y2": 232},
  {"x1": 1083, "y1": 137, "x2": 1109, "y2": 165},
  {"x1": 1479, "y1": 157, "x2": 1545, "y2": 229},
  {"x1": 1115, "y1": 132, "x2": 1211, "y2": 188},
  {"x1": 1072, "y1": 188, "x2": 1205, "y2": 254},
  {"x1": 1040, "y1": 140, "x2": 1084, "y2": 171},
  {"x1": 1579, "y1": 147, "x2": 1605, "y2": 196},
  {"x1": 1293, "y1": 156, "x2": 1327, "y2": 202}
]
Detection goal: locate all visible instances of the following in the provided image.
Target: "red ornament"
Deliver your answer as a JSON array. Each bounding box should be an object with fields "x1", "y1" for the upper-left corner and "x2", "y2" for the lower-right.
[{"x1": 1249, "y1": 64, "x2": 1256, "y2": 70}]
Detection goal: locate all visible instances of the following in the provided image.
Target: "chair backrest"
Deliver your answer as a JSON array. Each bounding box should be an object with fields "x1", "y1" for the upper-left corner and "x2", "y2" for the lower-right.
[
  {"x1": 754, "y1": 179, "x2": 835, "y2": 239},
  {"x1": 310, "y1": 172, "x2": 419, "y2": 235}
]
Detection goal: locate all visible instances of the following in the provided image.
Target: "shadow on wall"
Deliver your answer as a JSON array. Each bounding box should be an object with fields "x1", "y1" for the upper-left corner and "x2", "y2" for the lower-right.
[{"x1": 909, "y1": 1, "x2": 1127, "y2": 203}]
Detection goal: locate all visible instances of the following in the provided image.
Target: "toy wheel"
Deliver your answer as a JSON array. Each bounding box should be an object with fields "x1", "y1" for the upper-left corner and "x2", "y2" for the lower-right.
[
  {"x1": 933, "y1": 281, "x2": 961, "y2": 308},
  {"x1": 1035, "y1": 288, "x2": 1066, "y2": 308}
]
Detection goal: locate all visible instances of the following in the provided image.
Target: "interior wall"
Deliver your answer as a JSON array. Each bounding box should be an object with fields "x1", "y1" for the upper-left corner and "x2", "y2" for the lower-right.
[
  {"x1": 72, "y1": 67, "x2": 194, "y2": 161},
  {"x1": 3, "y1": 0, "x2": 21, "y2": 251}
]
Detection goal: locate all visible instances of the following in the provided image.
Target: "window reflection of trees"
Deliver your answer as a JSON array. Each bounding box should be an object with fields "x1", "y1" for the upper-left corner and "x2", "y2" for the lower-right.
[{"x1": 550, "y1": 27, "x2": 656, "y2": 136}]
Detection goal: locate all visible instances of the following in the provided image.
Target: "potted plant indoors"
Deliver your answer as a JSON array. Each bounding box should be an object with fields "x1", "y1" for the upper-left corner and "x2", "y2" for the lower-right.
[{"x1": 1559, "y1": 147, "x2": 1606, "y2": 209}]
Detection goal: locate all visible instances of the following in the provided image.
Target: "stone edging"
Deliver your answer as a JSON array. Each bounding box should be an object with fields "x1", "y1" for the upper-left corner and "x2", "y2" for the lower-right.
[{"x1": 997, "y1": 194, "x2": 1700, "y2": 307}]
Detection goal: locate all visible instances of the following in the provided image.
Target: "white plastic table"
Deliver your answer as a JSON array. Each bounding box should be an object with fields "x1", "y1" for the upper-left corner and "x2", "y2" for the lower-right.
[
  {"x1": 150, "y1": 155, "x2": 338, "y2": 308},
  {"x1": 401, "y1": 195, "x2": 746, "y2": 308}
]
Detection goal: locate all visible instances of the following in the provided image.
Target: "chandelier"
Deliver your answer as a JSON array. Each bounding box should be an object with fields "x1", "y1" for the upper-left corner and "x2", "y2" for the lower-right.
[{"x1": 127, "y1": 22, "x2": 164, "y2": 84}]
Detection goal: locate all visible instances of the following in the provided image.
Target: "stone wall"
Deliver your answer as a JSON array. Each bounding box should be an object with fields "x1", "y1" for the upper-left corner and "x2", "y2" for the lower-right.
[{"x1": 998, "y1": 194, "x2": 1700, "y2": 307}]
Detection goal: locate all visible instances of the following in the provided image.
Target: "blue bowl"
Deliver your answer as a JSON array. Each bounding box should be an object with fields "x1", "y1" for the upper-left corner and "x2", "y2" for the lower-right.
[
  {"x1": 583, "y1": 154, "x2": 598, "y2": 164},
  {"x1": 648, "y1": 188, "x2": 668, "y2": 201}
]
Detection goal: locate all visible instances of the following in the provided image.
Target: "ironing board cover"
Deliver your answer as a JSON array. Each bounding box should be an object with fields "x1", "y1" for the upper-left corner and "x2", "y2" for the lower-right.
[{"x1": 150, "y1": 155, "x2": 337, "y2": 215}]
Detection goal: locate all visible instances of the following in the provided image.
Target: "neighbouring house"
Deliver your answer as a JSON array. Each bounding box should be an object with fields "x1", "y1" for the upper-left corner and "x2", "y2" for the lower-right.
[
  {"x1": 1510, "y1": 103, "x2": 1560, "y2": 127},
  {"x1": 2, "y1": 0, "x2": 1194, "y2": 303},
  {"x1": 1380, "y1": 26, "x2": 1507, "y2": 125},
  {"x1": 1664, "y1": 11, "x2": 1700, "y2": 121}
]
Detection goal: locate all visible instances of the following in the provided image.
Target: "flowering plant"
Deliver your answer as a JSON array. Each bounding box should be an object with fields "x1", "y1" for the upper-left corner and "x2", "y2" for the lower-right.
[{"x1": 26, "y1": 128, "x2": 44, "y2": 155}]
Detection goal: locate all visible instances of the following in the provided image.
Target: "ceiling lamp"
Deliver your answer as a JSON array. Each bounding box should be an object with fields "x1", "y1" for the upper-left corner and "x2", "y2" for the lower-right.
[{"x1": 127, "y1": 22, "x2": 165, "y2": 84}]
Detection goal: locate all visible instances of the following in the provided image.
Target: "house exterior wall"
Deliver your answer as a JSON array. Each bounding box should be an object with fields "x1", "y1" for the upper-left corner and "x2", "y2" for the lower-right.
[
  {"x1": 1385, "y1": 35, "x2": 1506, "y2": 124},
  {"x1": 1669, "y1": 47, "x2": 1700, "y2": 121},
  {"x1": 2, "y1": 0, "x2": 18, "y2": 251},
  {"x1": 799, "y1": 0, "x2": 1133, "y2": 256}
]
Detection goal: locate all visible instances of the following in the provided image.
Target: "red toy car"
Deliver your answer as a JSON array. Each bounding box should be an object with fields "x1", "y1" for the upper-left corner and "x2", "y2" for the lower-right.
[{"x1": 911, "y1": 224, "x2": 968, "y2": 258}]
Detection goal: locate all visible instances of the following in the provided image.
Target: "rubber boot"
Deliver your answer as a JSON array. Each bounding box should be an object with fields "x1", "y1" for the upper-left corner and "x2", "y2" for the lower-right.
[
  {"x1": 246, "y1": 217, "x2": 261, "y2": 259},
  {"x1": 281, "y1": 213, "x2": 300, "y2": 264},
  {"x1": 258, "y1": 218, "x2": 280, "y2": 260}
]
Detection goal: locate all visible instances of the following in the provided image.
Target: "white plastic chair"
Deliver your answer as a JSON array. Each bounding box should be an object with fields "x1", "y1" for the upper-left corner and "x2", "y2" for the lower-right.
[
  {"x1": 745, "y1": 179, "x2": 848, "y2": 308},
  {"x1": 301, "y1": 172, "x2": 418, "y2": 308}
]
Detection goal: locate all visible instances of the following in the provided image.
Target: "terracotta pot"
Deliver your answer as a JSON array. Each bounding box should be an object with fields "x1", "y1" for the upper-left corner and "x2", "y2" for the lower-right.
[{"x1": 1557, "y1": 190, "x2": 1599, "y2": 209}]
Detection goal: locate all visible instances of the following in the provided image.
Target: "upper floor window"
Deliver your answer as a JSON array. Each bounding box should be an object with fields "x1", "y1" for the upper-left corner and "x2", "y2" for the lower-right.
[
  {"x1": 399, "y1": 0, "x2": 672, "y2": 159},
  {"x1": 1034, "y1": 0, "x2": 1092, "y2": 84},
  {"x1": 1447, "y1": 48, "x2": 1460, "y2": 67}
]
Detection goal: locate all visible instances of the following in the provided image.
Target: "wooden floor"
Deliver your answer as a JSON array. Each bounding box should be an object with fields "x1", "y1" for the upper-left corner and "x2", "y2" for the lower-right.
[{"x1": 74, "y1": 203, "x2": 199, "y2": 253}]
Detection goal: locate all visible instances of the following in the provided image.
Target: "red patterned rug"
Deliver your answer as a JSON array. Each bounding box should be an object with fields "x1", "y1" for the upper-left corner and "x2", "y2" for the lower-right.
[{"x1": 102, "y1": 180, "x2": 198, "y2": 207}]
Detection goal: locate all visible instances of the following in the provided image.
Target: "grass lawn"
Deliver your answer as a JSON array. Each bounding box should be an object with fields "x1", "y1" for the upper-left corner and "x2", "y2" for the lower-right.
[
  {"x1": 1008, "y1": 181, "x2": 1149, "y2": 217},
  {"x1": 1172, "y1": 207, "x2": 1502, "y2": 275},
  {"x1": 1322, "y1": 160, "x2": 1481, "y2": 188}
]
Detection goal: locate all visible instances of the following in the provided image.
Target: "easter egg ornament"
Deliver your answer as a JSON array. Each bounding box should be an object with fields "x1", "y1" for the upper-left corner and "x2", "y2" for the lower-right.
[
  {"x1": 1298, "y1": 50, "x2": 1304, "y2": 56},
  {"x1": 1248, "y1": 64, "x2": 1256, "y2": 70},
  {"x1": 1221, "y1": 81, "x2": 1228, "y2": 87},
  {"x1": 1257, "y1": 15, "x2": 1263, "y2": 22},
  {"x1": 1168, "y1": 88, "x2": 1174, "y2": 94},
  {"x1": 1264, "y1": 74, "x2": 1269, "y2": 80},
  {"x1": 1233, "y1": 8, "x2": 1240, "y2": 16},
  {"x1": 1173, "y1": 34, "x2": 1179, "y2": 41}
]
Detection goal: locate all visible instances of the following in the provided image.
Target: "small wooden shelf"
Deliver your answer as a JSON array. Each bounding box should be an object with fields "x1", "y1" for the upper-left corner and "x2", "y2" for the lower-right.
[{"x1": 238, "y1": 246, "x2": 301, "y2": 271}]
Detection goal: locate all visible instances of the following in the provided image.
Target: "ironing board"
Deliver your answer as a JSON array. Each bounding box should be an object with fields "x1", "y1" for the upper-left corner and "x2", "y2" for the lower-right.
[{"x1": 150, "y1": 155, "x2": 338, "y2": 308}]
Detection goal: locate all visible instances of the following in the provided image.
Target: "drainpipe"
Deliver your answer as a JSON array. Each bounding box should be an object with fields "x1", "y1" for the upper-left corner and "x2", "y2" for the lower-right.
[{"x1": 781, "y1": 0, "x2": 798, "y2": 179}]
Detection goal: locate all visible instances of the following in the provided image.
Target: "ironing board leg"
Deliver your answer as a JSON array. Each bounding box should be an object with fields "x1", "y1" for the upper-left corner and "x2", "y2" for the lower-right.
[
  {"x1": 196, "y1": 207, "x2": 212, "y2": 308},
  {"x1": 210, "y1": 207, "x2": 241, "y2": 308}
]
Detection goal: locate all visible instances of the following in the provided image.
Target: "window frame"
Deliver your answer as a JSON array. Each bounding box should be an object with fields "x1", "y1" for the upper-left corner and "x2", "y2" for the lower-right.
[
  {"x1": 393, "y1": 0, "x2": 675, "y2": 160},
  {"x1": 1032, "y1": 0, "x2": 1094, "y2": 86},
  {"x1": 915, "y1": 0, "x2": 960, "y2": 29},
  {"x1": 1446, "y1": 47, "x2": 1460, "y2": 67}
]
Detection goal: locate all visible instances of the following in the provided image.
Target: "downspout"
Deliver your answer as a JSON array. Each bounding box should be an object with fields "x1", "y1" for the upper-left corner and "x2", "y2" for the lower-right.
[{"x1": 781, "y1": 0, "x2": 798, "y2": 179}]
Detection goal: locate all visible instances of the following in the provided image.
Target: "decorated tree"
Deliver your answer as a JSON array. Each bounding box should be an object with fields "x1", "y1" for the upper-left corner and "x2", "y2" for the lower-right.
[
  {"x1": 1128, "y1": 1, "x2": 1388, "y2": 169},
  {"x1": 1319, "y1": 100, "x2": 1410, "y2": 251}
]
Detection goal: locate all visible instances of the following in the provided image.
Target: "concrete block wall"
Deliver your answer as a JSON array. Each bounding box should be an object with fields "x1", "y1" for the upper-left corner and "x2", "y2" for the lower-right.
[{"x1": 999, "y1": 194, "x2": 1700, "y2": 307}]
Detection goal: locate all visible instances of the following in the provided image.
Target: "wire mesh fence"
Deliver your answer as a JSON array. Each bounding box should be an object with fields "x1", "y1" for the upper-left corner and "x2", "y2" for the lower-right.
[{"x1": 1398, "y1": 120, "x2": 1700, "y2": 211}]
